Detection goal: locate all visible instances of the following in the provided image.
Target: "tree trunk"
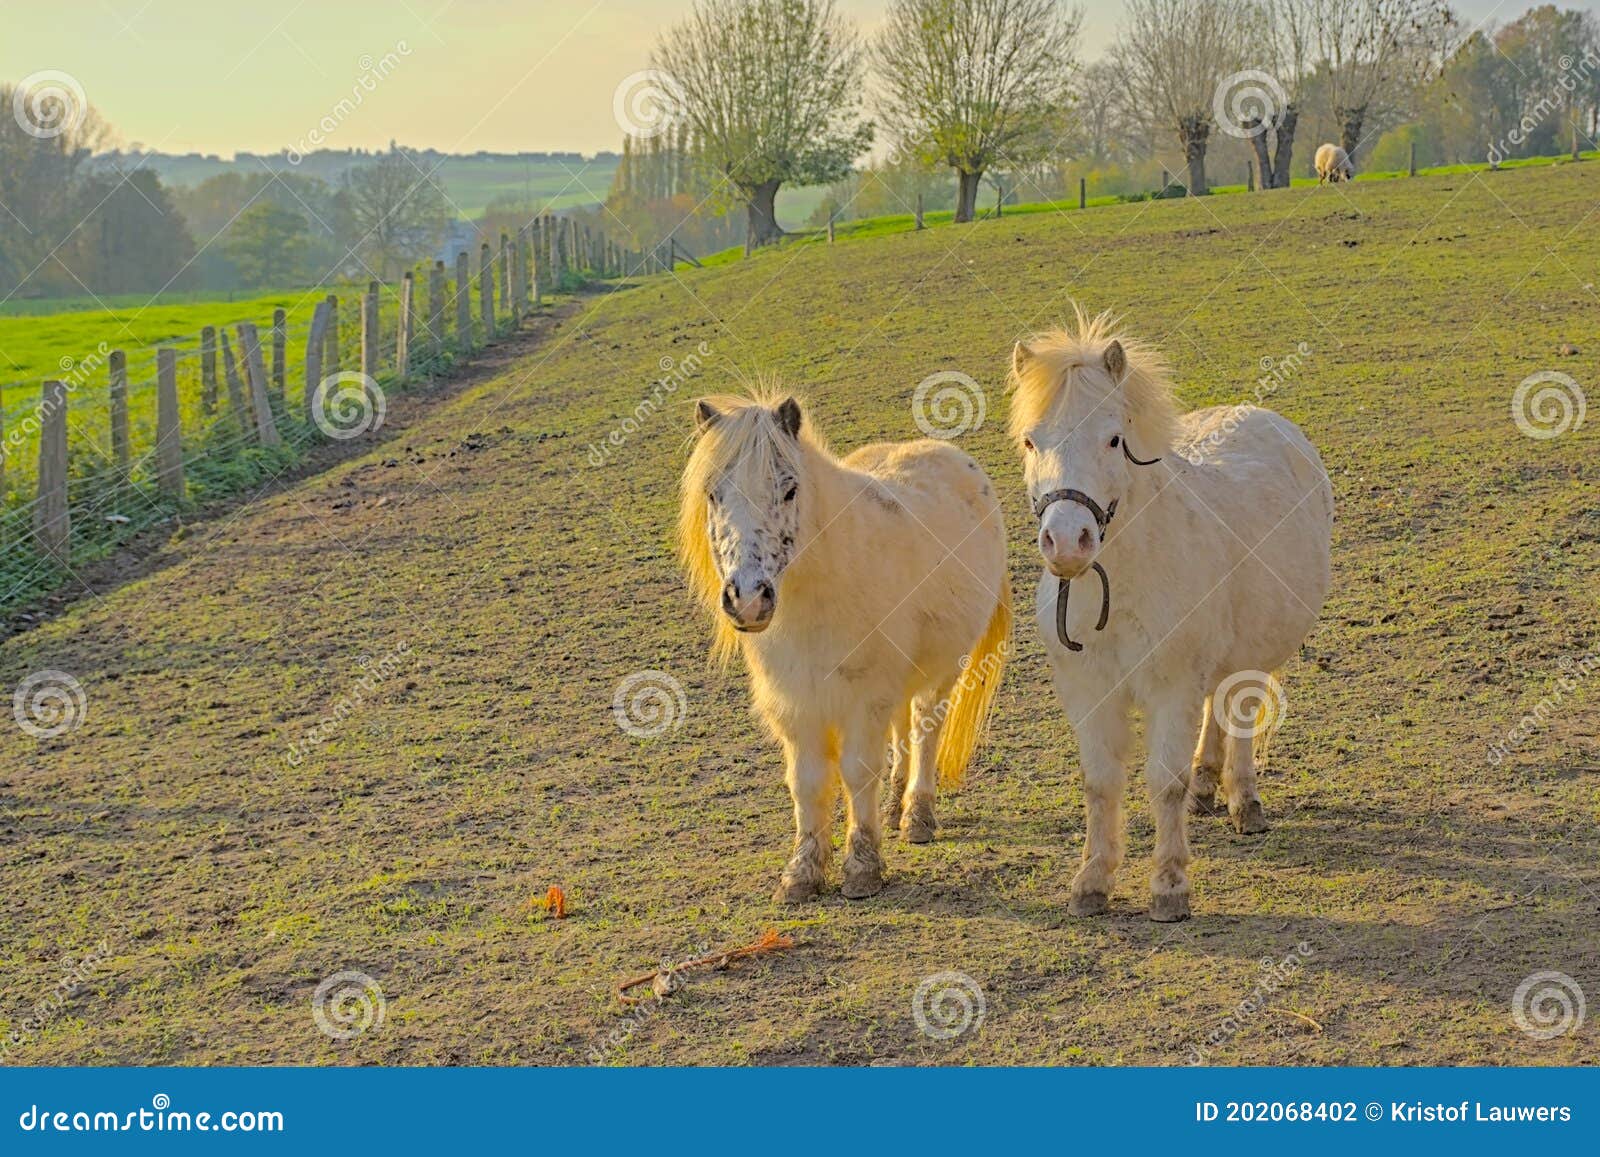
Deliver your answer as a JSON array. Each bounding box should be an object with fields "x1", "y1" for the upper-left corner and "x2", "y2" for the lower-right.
[
  {"x1": 1271, "y1": 106, "x2": 1299, "y2": 189},
  {"x1": 1244, "y1": 120, "x2": 1273, "y2": 189},
  {"x1": 1337, "y1": 106, "x2": 1365, "y2": 162},
  {"x1": 744, "y1": 180, "x2": 783, "y2": 249},
  {"x1": 954, "y1": 169, "x2": 984, "y2": 223},
  {"x1": 1179, "y1": 116, "x2": 1210, "y2": 196}
]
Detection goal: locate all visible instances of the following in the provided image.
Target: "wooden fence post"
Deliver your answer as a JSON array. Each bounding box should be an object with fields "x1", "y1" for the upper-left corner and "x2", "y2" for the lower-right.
[
  {"x1": 156, "y1": 350, "x2": 185, "y2": 498},
  {"x1": 510, "y1": 241, "x2": 522, "y2": 326},
  {"x1": 1408, "y1": 142, "x2": 1417, "y2": 177},
  {"x1": 271, "y1": 308, "x2": 286, "y2": 397},
  {"x1": 238, "y1": 323, "x2": 280, "y2": 447},
  {"x1": 200, "y1": 325, "x2": 218, "y2": 415},
  {"x1": 429, "y1": 260, "x2": 447, "y2": 349},
  {"x1": 35, "y1": 379, "x2": 69, "y2": 562},
  {"x1": 532, "y1": 224, "x2": 544, "y2": 309},
  {"x1": 827, "y1": 214, "x2": 835, "y2": 243},
  {"x1": 499, "y1": 232, "x2": 511, "y2": 316},
  {"x1": 220, "y1": 329, "x2": 250, "y2": 427},
  {"x1": 479, "y1": 242, "x2": 495, "y2": 340},
  {"x1": 1573, "y1": 123, "x2": 1581, "y2": 162},
  {"x1": 915, "y1": 193, "x2": 924, "y2": 230},
  {"x1": 109, "y1": 350, "x2": 130, "y2": 477},
  {"x1": 1079, "y1": 176, "x2": 1087, "y2": 209},
  {"x1": 396, "y1": 271, "x2": 414, "y2": 379},
  {"x1": 996, "y1": 184, "x2": 1003, "y2": 218},
  {"x1": 455, "y1": 251, "x2": 473, "y2": 349},
  {"x1": 305, "y1": 298, "x2": 328, "y2": 419},
  {"x1": 361, "y1": 281, "x2": 380, "y2": 379},
  {"x1": 325, "y1": 294, "x2": 341, "y2": 375},
  {"x1": 1247, "y1": 161, "x2": 1255, "y2": 192}
]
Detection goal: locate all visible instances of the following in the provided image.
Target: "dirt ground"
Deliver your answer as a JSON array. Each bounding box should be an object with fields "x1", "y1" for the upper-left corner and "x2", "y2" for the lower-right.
[{"x1": 2, "y1": 162, "x2": 1596, "y2": 1066}]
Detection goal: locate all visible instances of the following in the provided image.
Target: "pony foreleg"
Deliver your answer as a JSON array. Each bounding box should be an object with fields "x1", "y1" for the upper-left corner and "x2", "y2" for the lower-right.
[
  {"x1": 839, "y1": 718, "x2": 891, "y2": 899},
  {"x1": 776, "y1": 737, "x2": 836, "y2": 904},
  {"x1": 1145, "y1": 689, "x2": 1201, "y2": 922},
  {"x1": 1069, "y1": 702, "x2": 1132, "y2": 917},
  {"x1": 900, "y1": 686, "x2": 952, "y2": 844},
  {"x1": 1188, "y1": 694, "x2": 1225, "y2": 816}
]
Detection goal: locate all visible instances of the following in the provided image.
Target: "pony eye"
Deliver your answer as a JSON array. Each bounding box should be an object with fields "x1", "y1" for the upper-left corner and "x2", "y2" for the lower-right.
[
  {"x1": 783, "y1": 484, "x2": 797, "y2": 502},
  {"x1": 1109, "y1": 434, "x2": 1121, "y2": 449},
  {"x1": 707, "y1": 491, "x2": 719, "y2": 507},
  {"x1": 1023, "y1": 438, "x2": 1035, "y2": 452}
]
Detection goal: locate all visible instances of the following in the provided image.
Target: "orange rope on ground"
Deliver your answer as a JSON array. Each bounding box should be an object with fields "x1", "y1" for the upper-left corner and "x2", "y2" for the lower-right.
[
  {"x1": 544, "y1": 886, "x2": 566, "y2": 919},
  {"x1": 617, "y1": 928, "x2": 797, "y2": 1005}
]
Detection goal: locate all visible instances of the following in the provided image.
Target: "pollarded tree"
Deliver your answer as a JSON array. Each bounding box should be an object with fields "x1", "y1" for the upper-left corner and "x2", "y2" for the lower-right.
[
  {"x1": 1247, "y1": 0, "x2": 1317, "y2": 188},
  {"x1": 1311, "y1": 0, "x2": 1458, "y2": 160},
  {"x1": 654, "y1": 0, "x2": 872, "y2": 249},
  {"x1": 873, "y1": 0, "x2": 1083, "y2": 223},
  {"x1": 1116, "y1": 0, "x2": 1256, "y2": 196}
]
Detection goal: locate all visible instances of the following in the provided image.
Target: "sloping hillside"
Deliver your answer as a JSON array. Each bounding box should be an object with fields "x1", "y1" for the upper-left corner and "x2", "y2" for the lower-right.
[{"x1": 2, "y1": 162, "x2": 1596, "y2": 1065}]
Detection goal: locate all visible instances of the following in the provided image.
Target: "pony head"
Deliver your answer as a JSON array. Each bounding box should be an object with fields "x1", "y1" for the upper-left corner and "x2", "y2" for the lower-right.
[
  {"x1": 1008, "y1": 307, "x2": 1178, "y2": 578},
  {"x1": 679, "y1": 393, "x2": 810, "y2": 652}
]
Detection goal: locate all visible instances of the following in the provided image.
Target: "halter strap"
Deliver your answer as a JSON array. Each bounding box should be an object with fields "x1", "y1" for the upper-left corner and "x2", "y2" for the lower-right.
[{"x1": 1034, "y1": 438, "x2": 1162, "y2": 653}]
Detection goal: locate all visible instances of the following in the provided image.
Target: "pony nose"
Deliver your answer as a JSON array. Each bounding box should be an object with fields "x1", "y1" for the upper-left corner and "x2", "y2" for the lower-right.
[
  {"x1": 1039, "y1": 514, "x2": 1099, "y2": 578},
  {"x1": 722, "y1": 577, "x2": 776, "y2": 629}
]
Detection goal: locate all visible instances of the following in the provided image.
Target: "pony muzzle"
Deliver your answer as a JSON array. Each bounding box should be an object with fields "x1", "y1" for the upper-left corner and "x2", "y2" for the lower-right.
[
  {"x1": 721, "y1": 576, "x2": 776, "y2": 631},
  {"x1": 1038, "y1": 507, "x2": 1101, "y2": 578}
]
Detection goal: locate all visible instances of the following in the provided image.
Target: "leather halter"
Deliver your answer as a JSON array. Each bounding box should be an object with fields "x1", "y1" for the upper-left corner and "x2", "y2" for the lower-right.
[{"x1": 1033, "y1": 439, "x2": 1162, "y2": 652}]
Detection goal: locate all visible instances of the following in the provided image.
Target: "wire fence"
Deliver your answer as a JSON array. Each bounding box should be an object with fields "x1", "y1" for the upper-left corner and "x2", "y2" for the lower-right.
[{"x1": 0, "y1": 213, "x2": 675, "y2": 609}]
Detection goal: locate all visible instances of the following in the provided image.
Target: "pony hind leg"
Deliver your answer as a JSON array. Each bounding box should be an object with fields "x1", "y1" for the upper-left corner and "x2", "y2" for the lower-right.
[
  {"x1": 1222, "y1": 729, "x2": 1269, "y2": 836},
  {"x1": 885, "y1": 700, "x2": 912, "y2": 833},
  {"x1": 775, "y1": 733, "x2": 838, "y2": 904},
  {"x1": 839, "y1": 709, "x2": 894, "y2": 899},
  {"x1": 899, "y1": 684, "x2": 952, "y2": 844},
  {"x1": 1188, "y1": 694, "x2": 1226, "y2": 817}
]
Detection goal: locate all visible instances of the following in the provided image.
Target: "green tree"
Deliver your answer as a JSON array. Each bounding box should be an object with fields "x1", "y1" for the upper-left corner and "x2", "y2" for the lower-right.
[{"x1": 223, "y1": 202, "x2": 310, "y2": 288}]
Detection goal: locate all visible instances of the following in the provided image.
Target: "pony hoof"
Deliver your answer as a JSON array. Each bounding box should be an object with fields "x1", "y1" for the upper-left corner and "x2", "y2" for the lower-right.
[
  {"x1": 899, "y1": 799, "x2": 936, "y2": 844},
  {"x1": 840, "y1": 868, "x2": 885, "y2": 899},
  {"x1": 1150, "y1": 891, "x2": 1191, "y2": 922},
  {"x1": 1231, "y1": 801, "x2": 1268, "y2": 835},
  {"x1": 1069, "y1": 890, "x2": 1110, "y2": 917},
  {"x1": 1188, "y1": 792, "x2": 1221, "y2": 817},
  {"x1": 773, "y1": 875, "x2": 822, "y2": 905},
  {"x1": 885, "y1": 802, "x2": 904, "y2": 831}
]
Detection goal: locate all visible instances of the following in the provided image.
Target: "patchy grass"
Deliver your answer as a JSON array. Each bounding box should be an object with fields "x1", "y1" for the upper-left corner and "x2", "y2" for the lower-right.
[{"x1": 0, "y1": 161, "x2": 1596, "y2": 1067}]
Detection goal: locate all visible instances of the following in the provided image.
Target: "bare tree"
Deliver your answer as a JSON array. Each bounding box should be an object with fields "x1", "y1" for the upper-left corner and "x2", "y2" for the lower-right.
[
  {"x1": 1246, "y1": 0, "x2": 1317, "y2": 187},
  {"x1": 655, "y1": 0, "x2": 872, "y2": 249},
  {"x1": 1310, "y1": 0, "x2": 1458, "y2": 159},
  {"x1": 873, "y1": 0, "x2": 1083, "y2": 223},
  {"x1": 1116, "y1": 0, "x2": 1255, "y2": 196},
  {"x1": 341, "y1": 148, "x2": 451, "y2": 279}
]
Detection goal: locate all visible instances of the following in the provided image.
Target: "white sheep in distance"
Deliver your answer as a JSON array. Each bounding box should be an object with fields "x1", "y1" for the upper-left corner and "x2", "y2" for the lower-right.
[{"x1": 1315, "y1": 143, "x2": 1355, "y2": 185}]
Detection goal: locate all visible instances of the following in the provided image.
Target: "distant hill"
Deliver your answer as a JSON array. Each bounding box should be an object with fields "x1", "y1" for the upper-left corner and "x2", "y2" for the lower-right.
[{"x1": 96, "y1": 148, "x2": 621, "y2": 219}]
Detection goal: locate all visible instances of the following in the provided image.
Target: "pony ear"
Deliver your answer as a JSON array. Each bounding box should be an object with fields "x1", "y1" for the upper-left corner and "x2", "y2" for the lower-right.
[
  {"x1": 1102, "y1": 341, "x2": 1127, "y2": 381},
  {"x1": 694, "y1": 399, "x2": 722, "y2": 433},
  {"x1": 774, "y1": 396, "x2": 802, "y2": 439},
  {"x1": 1011, "y1": 340, "x2": 1036, "y2": 380}
]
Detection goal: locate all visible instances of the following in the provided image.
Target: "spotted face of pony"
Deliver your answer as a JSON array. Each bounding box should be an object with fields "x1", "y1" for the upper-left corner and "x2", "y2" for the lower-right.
[
  {"x1": 1010, "y1": 331, "x2": 1175, "y2": 580},
  {"x1": 692, "y1": 396, "x2": 805, "y2": 633}
]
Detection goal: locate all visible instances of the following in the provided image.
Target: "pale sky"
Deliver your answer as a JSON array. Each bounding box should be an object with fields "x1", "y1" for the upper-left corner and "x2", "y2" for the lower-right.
[{"x1": 0, "y1": 0, "x2": 1533, "y2": 157}]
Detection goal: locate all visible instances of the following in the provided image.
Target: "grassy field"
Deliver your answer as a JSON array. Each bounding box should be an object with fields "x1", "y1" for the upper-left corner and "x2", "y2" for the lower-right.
[{"x1": 1, "y1": 160, "x2": 1596, "y2": 1066}]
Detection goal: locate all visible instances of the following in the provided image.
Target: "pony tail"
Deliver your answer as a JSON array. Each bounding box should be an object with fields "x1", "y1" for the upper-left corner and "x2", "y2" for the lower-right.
[{"x1": 936, "y1": 572, "x2": 1012, "y2": 790}]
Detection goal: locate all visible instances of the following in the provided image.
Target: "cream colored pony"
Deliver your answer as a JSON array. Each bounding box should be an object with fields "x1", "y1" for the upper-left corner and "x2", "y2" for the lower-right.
[
  {"x1": 1009, "y1": 310, "x2": 1332, "y2": 921},
  {"x1": 679, "y1": 394, "x2": 1011, "y2": 902}
]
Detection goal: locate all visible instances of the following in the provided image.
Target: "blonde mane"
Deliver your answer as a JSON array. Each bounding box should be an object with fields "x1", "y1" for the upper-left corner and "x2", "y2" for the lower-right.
[
  {"x1": 1007, "y1": 305, "x2": 1181, "y2": 456},
  {"x1": 677, "y1": 392, "x2": 824, "y2": 666}
]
